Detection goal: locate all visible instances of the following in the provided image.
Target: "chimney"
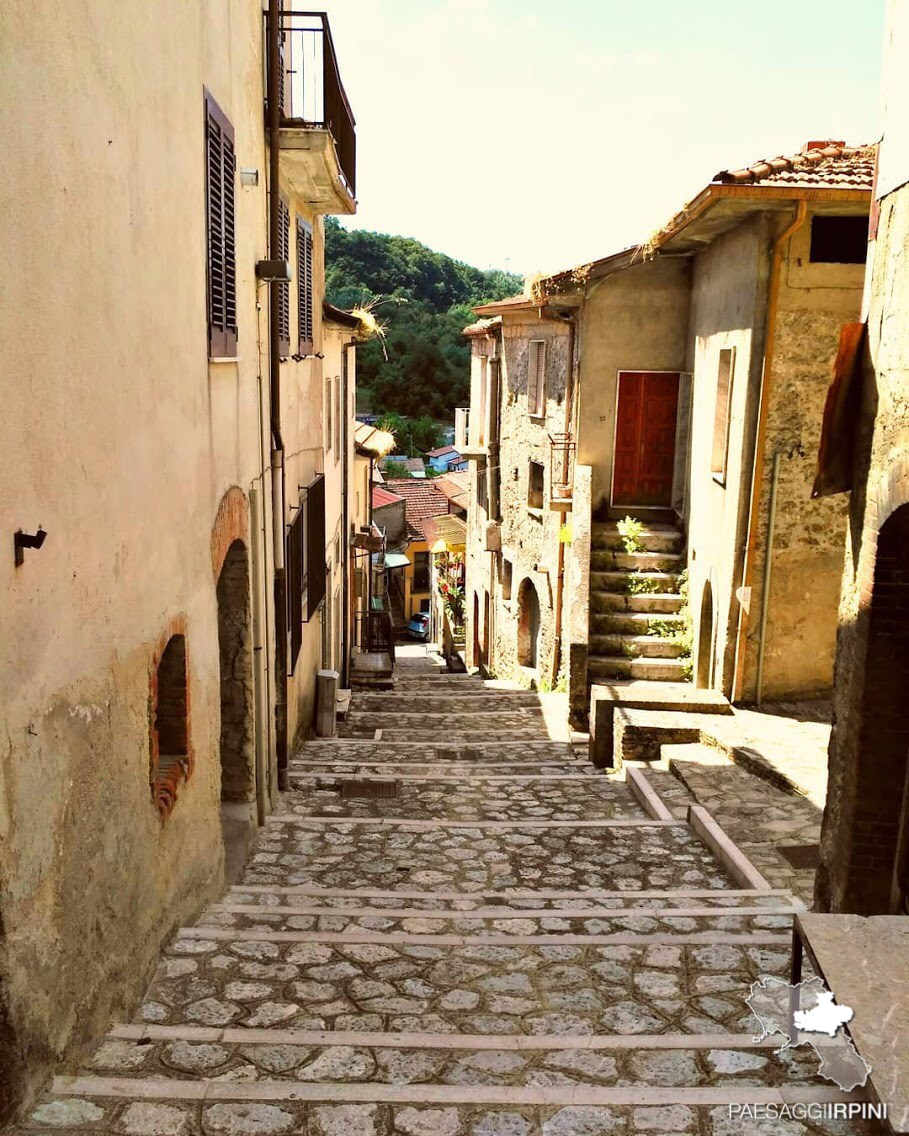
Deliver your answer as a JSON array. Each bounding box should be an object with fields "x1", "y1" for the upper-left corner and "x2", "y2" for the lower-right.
[{"x1": 802, "y1": 139, "x2": 845, "y2": 153}]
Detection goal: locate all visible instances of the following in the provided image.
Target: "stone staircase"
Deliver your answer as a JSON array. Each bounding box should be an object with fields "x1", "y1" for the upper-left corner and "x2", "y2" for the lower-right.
[
  {"x1": 588, "y1": 519, "x2": 689, "y2": 683},
  {"x1": 21, "y1": 652, "x2": 874, "y2": 1136}
]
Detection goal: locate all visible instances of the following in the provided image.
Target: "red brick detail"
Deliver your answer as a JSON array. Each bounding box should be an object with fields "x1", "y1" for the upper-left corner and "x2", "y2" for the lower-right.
[
  {"x1": 149, "y1": 614, "x2": 192, "y2": 821},
  {"x1": 211, "y1": 487, "x2": 250, "y2": 581}
]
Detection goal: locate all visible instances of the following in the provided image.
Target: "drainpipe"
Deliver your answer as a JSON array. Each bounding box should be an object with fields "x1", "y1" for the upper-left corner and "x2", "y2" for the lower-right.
[
  {"x1": 549, "y1": 314, "x2": 577, "y2": 689},
  {"x1": 267, "y1": 0, "x2": 289, "y2": 790},
  {"x1": 731, "y1": 201, "x2": 807, "y2": 703},
  {"x1": 340, "y1": 340, "x2": 352, "y2": 688},
  {"x1": 755, "y1": 450, "x2": 781, "y2": 705}
]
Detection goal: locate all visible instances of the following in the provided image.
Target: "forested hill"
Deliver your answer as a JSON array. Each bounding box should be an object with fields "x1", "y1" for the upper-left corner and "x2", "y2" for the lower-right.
[{"x1": 324, "y1": 217, "x2": 522, "y2": 419}]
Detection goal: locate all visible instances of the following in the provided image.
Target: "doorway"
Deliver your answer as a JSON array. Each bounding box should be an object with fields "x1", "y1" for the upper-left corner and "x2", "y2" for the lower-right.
[
  {"x1": 517, "y1": 578, "x2": 541, "y2": 670},
  {"x1": 612, "y1": 371, "x2": 680, "y2": 508},
  {"x1": 852, "y1": 504, "x2": 909, "y2": 913},
  {"x1": 696, "y1": 580, "x2": 714, "y2": 689},
  {"x1": 216, "y1": 539, "x2": 255, "y2": 881}
]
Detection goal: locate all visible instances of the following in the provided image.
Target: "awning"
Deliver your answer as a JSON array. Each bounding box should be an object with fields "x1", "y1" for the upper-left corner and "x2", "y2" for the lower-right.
[{"x1": 382, "y1": 552, "x2": 411, "y2": 570}]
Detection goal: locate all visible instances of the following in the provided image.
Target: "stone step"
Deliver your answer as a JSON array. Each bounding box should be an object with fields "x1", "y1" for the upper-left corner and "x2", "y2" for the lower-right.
[
  {"x1": 591, "y1": 570, "x2": 681, "y2": 595},
  {"x1": 589, "y1": 633, "x2": 687, "y2": 660},
  {"x1": 289, "y1": 763, "x2": 591, "y2": 777},
  {"x1": 590, "y1": 549, "x2": 684, "y2": 573},
  {"x1": 591, "y1": 591, "x2": 685, "y2": 615},
  {"x1": 350, "y1": 692, "x2": 545, "y2": 713},
  {"x1": 293, "y1": 740, "x2": 580, "y2": 758},
  {"x1": 71, "y1": 1031, "x2": 838, "y2": 1100},
  {"x1": 590, "y1": 610, "x2": 686, "y2": 636},
  {"x1": 225, "y1": 884, "x2": 800, "y2": 908},
  {"x1": 279, "y1": 776, "x2": 644, "y2": 823},
  {"x1": 43, "y1": 1071, "x2": 863, "y2": 1133},
  {"x1": 196, "y1": 903, "x2": 794, "y2": 938},
  {"x1": 587, "y1": 656, "x2": 690, "y2": 682},
  {"x1": 592, "y1": 521, "x2": 683, "y2": 553}
]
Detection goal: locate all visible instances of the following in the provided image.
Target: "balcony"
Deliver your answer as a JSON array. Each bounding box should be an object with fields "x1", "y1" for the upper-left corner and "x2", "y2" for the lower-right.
[
  {"x1": 269, "y1": 12, "x2": 356, "y2": 215},
  {"x1": 549, "y1": 432, "x2": 575, "y2": 510}
]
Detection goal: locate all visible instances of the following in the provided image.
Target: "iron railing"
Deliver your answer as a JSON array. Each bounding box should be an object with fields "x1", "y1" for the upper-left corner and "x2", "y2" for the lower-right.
[{"x1": 269, "y1": 11, "x2": 357, "y2": 196}]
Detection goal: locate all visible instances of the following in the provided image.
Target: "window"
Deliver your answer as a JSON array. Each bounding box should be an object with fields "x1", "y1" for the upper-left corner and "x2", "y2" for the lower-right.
[
  {"x1": 324, "y1": 377, "x2": 333, "y2": 455},
  {"x1": 297, "y1": 217, "x2": 314, "y2": 352},
  {"x1": 204, "y1": 90, "x2": 237, "y2": 358},
  {"x1": 809, "y1": 215, "x2": 868, "y2": 264},
  {"x1": 711, "y1": 348, "x2": 735, "y2": 483},
  {"x1": 528, "y1": 461, "x2": 545, "y2": 509},
  {"x1": 501, "y1": 557, "x2": 513, "y2": 601},
  {"x1": 414, "y1": 551, "x2": 430, "y2": 591},
  {"x1": 528, "y1": 341, "x2": 546, "y2": 417},
  {"x1": 278, "y1": 198, "x2": 290, "y2": 357},
  {"x1": 420, "y1": 598, "x2": 431, "y2": 613},
  {"x1": 333, "y1": 376, "x2": 341, "y2": 462},
  {"x1": 286, "y1": 474, "x2": 327, "y2": 674}
]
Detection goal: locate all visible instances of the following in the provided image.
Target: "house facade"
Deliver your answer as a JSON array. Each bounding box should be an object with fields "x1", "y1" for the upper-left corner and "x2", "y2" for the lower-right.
[
  {"x1": 0, "y1": 3, "x2": 357, "y2": 1118},
  {"x1": 463, "y1": 144, "x2": 871, "y2": 724},
  {"x1": 817, "y1": 2, "x2": 909, "y2": 917}
]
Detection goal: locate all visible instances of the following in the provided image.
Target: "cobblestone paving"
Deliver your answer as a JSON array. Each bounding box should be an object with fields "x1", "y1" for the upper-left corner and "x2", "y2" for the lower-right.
[
  {"x1": 647, "y1": 756, "x2": 822, "y2": 905},
  {"x1": 18, "y1": 653, "x2": 876, "y2": 1135}
]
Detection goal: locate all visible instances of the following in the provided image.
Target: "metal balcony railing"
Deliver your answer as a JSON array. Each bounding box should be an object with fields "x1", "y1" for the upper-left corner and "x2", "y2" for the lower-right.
[
  {"x1": 268, "y1": 11, "x2": 356, "y2": 196},
  {"x1": 549, "y1": 432, "x2": 576, "y2": 503}
]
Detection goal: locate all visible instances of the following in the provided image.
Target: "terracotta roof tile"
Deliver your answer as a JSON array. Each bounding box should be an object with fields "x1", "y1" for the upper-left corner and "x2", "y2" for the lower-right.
[
  {"x1": 713, "y1": 141, "x2": 876, "y2": 190},
  {"x1": 372, "y1": 486, "x2": 403, "y2": 509},
  {"x1": 384, "y1": 478, "x2": 452, "y2": 541},
  {"x1": 426, "y1": 445, "x2": 459, "y2": 458}
]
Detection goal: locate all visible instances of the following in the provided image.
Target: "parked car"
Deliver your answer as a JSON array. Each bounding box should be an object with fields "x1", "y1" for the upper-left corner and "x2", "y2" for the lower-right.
[{"x1": 406, "y1": 613, "x2": 430, "y2": 640}]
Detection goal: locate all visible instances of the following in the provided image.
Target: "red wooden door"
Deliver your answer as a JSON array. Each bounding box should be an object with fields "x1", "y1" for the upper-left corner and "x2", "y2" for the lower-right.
[{"x1": 612, "y1": 372, "x2": 679, "y2": 507}]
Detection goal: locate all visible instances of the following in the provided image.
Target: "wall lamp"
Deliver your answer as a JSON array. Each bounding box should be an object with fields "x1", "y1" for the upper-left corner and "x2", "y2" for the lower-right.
[{"x1": 14, "y1": 527, "x2": 47, "y2": 567}]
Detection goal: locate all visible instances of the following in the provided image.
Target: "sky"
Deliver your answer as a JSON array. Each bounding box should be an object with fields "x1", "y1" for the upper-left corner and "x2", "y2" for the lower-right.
[{"x1": 319, "y1": 0, "x2": 885, "y2": 279}]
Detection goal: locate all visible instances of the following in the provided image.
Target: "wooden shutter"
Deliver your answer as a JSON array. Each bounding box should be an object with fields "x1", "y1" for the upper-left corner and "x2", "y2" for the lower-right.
[
  {"x1": 278, "y1": 198, "x2": 290, "y2": 357},
  {"x1": 306, "y1": 474, "x2": 327, "y2": 618},
  {"x1": 711, "y1": 348, "x2": 735, "y2": 481},
  {"x1": 529, "y1": 341, "x2": 545, "y2": 416},
  {"x1": 287, "y1": 505, "x2": 304, "y2": 674},
  {"x1": 297, "y1": 217, "x2": 314, "y2": 353},
  {"x1": 204, "y1": 90, "x2": 237, "y2": 358}
]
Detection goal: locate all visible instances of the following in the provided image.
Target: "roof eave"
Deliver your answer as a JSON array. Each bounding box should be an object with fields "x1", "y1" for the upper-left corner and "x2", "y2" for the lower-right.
[{"x1": 646, "y1": 182, "x2": 872, "y2": 256}]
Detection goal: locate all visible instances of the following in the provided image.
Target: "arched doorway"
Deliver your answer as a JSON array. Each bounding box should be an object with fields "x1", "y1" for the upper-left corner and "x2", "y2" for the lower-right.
[
  {"x1": 696, "y1": 580, "x2": 714, "y2": 689},
  {"x1": 217, "y1": 540, "x2": 255, "y2": 877},
  {"x1": 517, "y1": 578, "x2": 541, "y2": 669},
  {"x1": 852, "y1": 504, "x2": 909, "y2": 913}
]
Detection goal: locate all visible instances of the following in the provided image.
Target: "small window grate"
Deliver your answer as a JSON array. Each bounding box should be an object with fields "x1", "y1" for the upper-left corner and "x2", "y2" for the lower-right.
[{"x1": 340, "y1": 779, "x2": 399, "y2": 800}]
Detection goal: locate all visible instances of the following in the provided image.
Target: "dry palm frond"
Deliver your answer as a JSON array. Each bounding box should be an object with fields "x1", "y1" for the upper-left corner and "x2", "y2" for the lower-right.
[{"x1": 350, "y1": 295, "x2": 407, "y2": 361}]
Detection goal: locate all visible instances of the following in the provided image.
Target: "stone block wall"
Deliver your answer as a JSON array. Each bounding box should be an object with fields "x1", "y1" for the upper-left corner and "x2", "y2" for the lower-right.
[{"x1": 817, "y1": 184, "x2": 909, "y2": 915}]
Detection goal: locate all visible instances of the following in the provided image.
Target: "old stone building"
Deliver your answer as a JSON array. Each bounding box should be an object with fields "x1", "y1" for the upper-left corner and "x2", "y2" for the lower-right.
[
  {"x1": 817, "y1": 6, "x2": 909, "y2": 917},
  {"x1": 0, "y1": 2, "x2": 360, "y2": 1118},
  {"x1": 464, "y1": 144, "x2": 872, "y2": 725}
]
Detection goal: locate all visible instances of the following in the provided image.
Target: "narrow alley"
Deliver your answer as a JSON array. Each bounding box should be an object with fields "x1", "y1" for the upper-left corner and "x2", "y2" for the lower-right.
[{"x1": 20, "y1": 652, "x2": 875, "y2": 1136}]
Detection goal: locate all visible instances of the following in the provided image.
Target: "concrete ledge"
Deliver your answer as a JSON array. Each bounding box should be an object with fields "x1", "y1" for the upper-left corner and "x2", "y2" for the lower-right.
[
  {"x1": 687, "y1": 804, "x2": 772, "y2": 891},
  {"x1": 625, "y1": 765, "x2": 674, "y2": 821},
  {"x1": 590, "y1": 680, "x2": 731, "y2": 767}
]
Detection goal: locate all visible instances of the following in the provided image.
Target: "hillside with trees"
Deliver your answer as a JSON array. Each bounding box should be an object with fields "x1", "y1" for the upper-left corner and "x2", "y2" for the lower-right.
[{"x1": 324, "y1": 218, "x2": 521, "y2": 422}]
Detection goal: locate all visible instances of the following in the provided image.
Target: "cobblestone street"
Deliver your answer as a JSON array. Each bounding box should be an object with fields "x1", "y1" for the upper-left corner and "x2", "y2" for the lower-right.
[{"x1": 17, "y1": 655, "x2": 878, "y2": 1135}]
